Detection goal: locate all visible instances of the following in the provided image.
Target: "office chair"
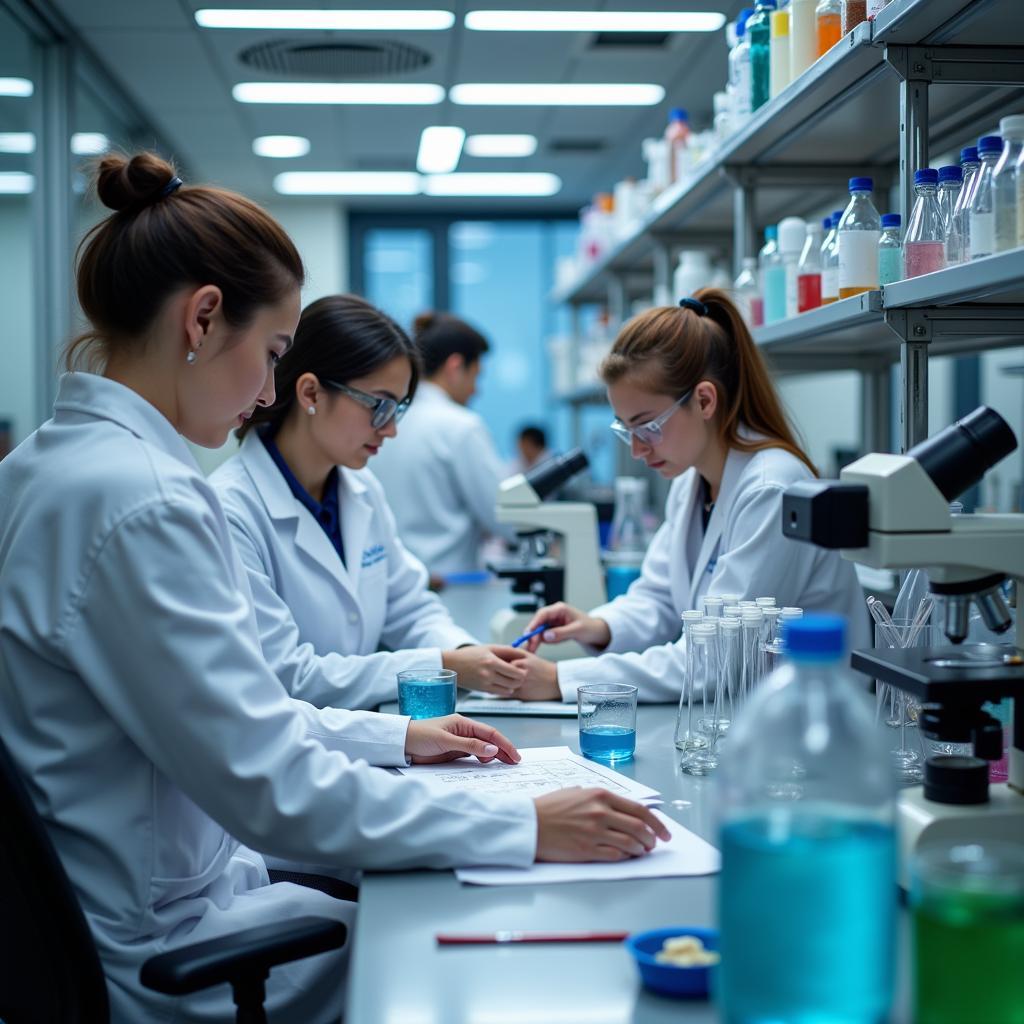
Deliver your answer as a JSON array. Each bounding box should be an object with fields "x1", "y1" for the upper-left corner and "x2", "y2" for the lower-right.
[{"x1": 0, "y1": 734, "x2": 346, "y2": 1024}]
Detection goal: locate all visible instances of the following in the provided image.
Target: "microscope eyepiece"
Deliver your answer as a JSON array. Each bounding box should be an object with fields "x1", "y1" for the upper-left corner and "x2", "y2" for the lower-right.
[
  {"x1": 525, "y1": 448, "x2": 589, "y2": 501},
  {"x1": 907, "y1": 406, "x2": 1017, "y2": 502}
]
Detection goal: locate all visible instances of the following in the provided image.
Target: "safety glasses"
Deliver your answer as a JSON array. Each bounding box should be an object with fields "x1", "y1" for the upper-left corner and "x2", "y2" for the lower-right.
[
  {"x1": 609, "y1": 389, "x2": 693, "y2": 447},
  {"x1": 323, "y1": 380, "x2": 411, "y2": 429}
]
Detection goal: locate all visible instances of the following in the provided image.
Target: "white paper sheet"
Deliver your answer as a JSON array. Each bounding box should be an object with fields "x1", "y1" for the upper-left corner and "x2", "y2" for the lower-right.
[
  {"x1": 456, "y1": 810, "x2": 720, "y2": 886},
  {"x1": 455, "y1": 695, "x2": 577, "y2": 717},
  {"x1": 395, "y1": 745, "x2": 661, "y2": 803}
]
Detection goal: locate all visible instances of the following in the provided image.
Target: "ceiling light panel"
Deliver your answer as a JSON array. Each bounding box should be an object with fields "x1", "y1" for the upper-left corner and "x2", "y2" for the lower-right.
[
  {"x1": 0, "y1": 132, "x2": 35, "y2": 154},
  {"x1": 423, "y1": 172, "x2": 561, "y2": 196},
  {"x1": 0, "y1": 78, "x2": 33, "y2": 97},
  {"x1": 450, "y1": 83, "x2": 664, "y2": 106},
  {"x1": 196, "y1": 9, "x2": 455, "y2": 30},
  {"x1": 274, "y1": 171, "x2": 422, "y2": 195},
  {"x1": 0, "y1": 171, "x2": 34, "y2": 194},
  {"x1": 253, "y1": 135, "x2": 311, "y2": 158},
  {"x1": 464, "y1": 134, "x2": 537, "y2": 158},
  {"x1": 71, "y1": 133, "x2": 111, "y2": 156},
  {"x1": 465, "y1": 11, "x2": 726, "y2": 32},
  {"x1": 417, "y1": 126, "x2": 465, "y2": 174},
  {"x1": 233, "y1": 82, "x2": 445, "y2": 105}
]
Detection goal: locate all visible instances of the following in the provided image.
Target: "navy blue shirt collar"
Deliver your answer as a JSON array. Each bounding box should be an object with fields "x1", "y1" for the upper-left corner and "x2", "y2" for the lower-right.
[{"x1": 260, "y1": 429, "x2": 345, "y2": 566}]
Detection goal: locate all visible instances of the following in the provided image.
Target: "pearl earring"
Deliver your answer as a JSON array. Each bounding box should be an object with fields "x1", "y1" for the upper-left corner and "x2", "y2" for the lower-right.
[
  {"x1": 307, "y1": 406, "x2": 316, "y2": 416},
  {"x1": 186, "y1": 350, "x2": 197, "y2": 365}
]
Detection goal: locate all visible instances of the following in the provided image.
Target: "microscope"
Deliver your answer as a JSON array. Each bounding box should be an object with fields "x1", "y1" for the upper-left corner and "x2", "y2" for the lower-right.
[
  {"x1": 488, "y1": 448, "x2": 607, "y2": 661},
  {"x1": 782, "y1": 407, "x2": 1023, "y2": 882}
]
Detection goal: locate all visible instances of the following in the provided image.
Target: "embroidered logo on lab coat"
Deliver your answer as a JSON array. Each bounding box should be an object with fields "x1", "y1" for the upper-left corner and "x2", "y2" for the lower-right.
[{"x1": 361, "y1": 543, "x2": 387, "y2": 569}]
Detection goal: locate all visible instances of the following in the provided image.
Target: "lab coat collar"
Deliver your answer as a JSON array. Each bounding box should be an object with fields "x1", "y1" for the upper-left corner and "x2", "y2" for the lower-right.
[
  {"x1": 416, "y1": 380, "x2": 456, "y2": 408},
  {"x1": 238, "y1": 431, "x2": 374, "y2": 596},
  {"x1": 53, "y1": 372, "x2": 198, "y2": 472},
  {"x1": 687, "y1": 426, "x2": 764, "y2": 606}
]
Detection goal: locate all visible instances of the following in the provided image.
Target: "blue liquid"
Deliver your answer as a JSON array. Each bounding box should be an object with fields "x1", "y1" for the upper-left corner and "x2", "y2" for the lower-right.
[
  {"x1": 398, "y1": 680, "x2": 455, "y2": 719},
  {"x1": 579, "y1": 725, "x2": 636, "y2": 763},
  {"x1": 718, "y1": 814, "x2": 896, "y2": 1023},
  {"x1": 763, "y1": 265, "x2": 787, "y2": 324}
]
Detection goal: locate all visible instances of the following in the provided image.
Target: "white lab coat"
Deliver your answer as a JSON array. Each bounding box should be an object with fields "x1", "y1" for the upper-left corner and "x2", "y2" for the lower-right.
[
  {"x1": 210, "y1": 432, "x2": 477, "y2": 711},
  {"x1": 371, "y1": 381, "x2": 507, "y2": 574},
  {"x1": 0, "y1": 373, "x2": 537, "y2": 1023},
  {"x1": 557, "y1": 440, "x2": 870, "y2": 703}
]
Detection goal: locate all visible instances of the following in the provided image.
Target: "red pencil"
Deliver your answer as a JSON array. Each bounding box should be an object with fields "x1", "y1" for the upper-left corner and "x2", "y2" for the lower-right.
[{"x1": 436, "y1": 930, "x2": 629, "y2": 945}]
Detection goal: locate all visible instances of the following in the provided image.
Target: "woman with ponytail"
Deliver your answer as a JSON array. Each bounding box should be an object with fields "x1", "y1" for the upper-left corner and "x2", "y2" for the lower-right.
[
  {"x1": 515, "y1": 288, "x2": 869, "y2": 702},
  {"x1": 210, "y1": 293, "x2": 530, "y2": 706}
]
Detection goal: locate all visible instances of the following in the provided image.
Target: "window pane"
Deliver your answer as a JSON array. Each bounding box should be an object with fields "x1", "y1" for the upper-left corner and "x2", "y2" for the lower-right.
[
  {"x1": 0, "y1": 7, "x2": 39, "y2": 453},
  {"x1": 363, "y1": 228, "x2": 433, "y2": 336}
]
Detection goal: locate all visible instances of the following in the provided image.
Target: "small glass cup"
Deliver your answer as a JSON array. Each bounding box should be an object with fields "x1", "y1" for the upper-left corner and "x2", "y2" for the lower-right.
[
  {"x1": 578, "y1": 682, "x2": 638, "y2": 764},
  {"x1": 911, "y1": 841, "x2": 1024, "y2": 1024},
  {"x1": 397, "y1": 668, "x2": 457, "y2": 720}
]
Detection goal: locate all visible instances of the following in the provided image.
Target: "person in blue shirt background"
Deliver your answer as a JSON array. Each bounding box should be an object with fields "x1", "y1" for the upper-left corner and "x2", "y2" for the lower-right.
[{"x1": 212, "y1": 293, "x2": 530, "y2": 709}]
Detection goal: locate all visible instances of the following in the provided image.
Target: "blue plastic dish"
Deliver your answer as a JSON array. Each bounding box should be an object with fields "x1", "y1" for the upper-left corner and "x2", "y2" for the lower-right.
[{"x1": 624, "y1": 926, "x2": 718, "y2": 999}]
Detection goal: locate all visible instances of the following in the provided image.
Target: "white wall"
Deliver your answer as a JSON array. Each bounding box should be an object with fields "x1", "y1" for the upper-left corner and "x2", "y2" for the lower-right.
[
  {"x1": 189, "y1": 199, "x2": 349, "y2": 475},
  {"x1": 777, "y1": 371, "x2": 861, "y2": 475},
  {"x1": 980, "y1": 346, "x2": 1024, "y2": 511},
  {"x1": 0, "y1": 200, "x2": 37, "y2": 446}
]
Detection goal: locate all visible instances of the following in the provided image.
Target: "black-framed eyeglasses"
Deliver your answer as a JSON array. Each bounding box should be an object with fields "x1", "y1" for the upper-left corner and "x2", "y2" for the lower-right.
[
  {"x1": 322, "y1": 380, "x2": 411, "y2": 429},
  {"x1": 609, "y1": 389, "x2": 693, "y2": 447}
]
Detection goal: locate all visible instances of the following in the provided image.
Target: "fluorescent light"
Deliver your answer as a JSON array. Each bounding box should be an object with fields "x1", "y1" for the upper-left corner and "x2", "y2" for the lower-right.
[
  {"x1": 450, "y1": 83, "x2": 664, "y2": 106},
  {"x1": 196, "y1": 9, "x2": 454, "y2": 30},
  {"x1": 0, "y1": 172, "x2": 34, "y2": 194},
  {"x1": 253, "y1": 134, "x2": 310, "y2": 158},
  {"x1": 417, "y1": 126, "x2": 465, "y2": 174},
  {"x1": 465, "y1": 133, "x2": 537, "y2": 158},
  {"x1": 233, "y1": 82, "x2": 445, "y2": 105},
  {"x1": 0, "y1": 78, "x2": 33, "y2": 97},
  {"x1": 423, "y1": 172, "x2": 561, "y2": 196},
  {"x1": 274, "y1": 171, "x2": 422, "y2": 195},
  {"x1": 0, "y1": 132, "x2": 35, "y2": 154},
  {"x1": 71, "y1": 132, "x2": 111, "y2": 155},
  {"x1": 465, "y1": 10, "x2": 726, "y2": 32}
]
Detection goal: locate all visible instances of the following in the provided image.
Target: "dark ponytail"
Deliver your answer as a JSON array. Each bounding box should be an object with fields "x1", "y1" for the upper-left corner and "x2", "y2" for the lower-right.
[
  {"x1": 69, "y1": 151, "x2": 303, "y2": 370},
  {"x1": 600, "y1": 287, "x2": 816, "y2": 474},
  {"x1": 238, "y1": 293, "x2": 420, "y2": 439}
]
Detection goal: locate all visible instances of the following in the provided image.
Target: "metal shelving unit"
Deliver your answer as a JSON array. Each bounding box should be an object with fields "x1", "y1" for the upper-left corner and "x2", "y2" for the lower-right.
[{"x1": 552, "y1": 0, "x2": 1024, "y2": 453}]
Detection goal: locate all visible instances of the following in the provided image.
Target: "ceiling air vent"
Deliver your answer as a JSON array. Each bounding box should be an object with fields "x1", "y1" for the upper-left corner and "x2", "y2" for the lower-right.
[
  {"x1": 548, "y1": 138, "x2": 606, "y2": 155},
  {"x1": 590, "y1": 32, "x2": 672, "y2": 48},
  {"x1": 238, "y1": 39, "x2": 432, "y2": 79}
]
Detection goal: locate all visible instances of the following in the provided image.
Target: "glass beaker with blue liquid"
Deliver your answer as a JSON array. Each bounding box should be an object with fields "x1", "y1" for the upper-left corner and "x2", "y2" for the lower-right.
[
  {"x1": 577, "y1": 682, "x2": 638, "y2": 763},
  {"x1": 397, "y1": 668, "x2": 457, "y2": 719}
]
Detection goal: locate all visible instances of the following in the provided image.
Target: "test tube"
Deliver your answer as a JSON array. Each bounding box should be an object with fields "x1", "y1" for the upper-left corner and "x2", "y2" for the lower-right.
[
  {"x1": 675, "y1": 611, "x2": 708, "y2": 754},
  {"x1": 714, "y1": 617, "x2": 741, "y2": 731},
  {"x1": 738, "y1": 600, "x2": 758, "y2": 608},
  {"x1": 718, "y1": 593, "x2": 743, "y2": 605},
  {"x1": 723, "y1": 604, "x2": 743, "y2": 619},
  {"x1": 762, "y1": 606, "x2": 781, "y2": 646},
  {"x1": 755, "y1": 596, "x2": 777, "y2": 608},
  {"x1": 740, "y1": 608, "x2": 765, "y2": 697},
  {"x1": 777, "y1": 606, "x2": 804, "y2": 643},
  {"x1": 682, "y1": 623, "x2": 721, "y2": 776},
  {"x1": 703, "y1": 596, "x2": 724, "y2": 618}
]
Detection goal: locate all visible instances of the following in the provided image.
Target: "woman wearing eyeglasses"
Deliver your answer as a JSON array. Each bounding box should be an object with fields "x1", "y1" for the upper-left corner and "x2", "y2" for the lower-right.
[
  {"x1": 514, "y1": 289, "x2": 869, "y2": 702},
  {"x1": 212, "y1": 294, "x2": 529, "y2": 708}
]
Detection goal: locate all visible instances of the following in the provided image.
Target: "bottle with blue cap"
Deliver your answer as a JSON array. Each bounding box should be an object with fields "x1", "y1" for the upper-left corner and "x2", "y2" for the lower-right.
[
  {"x1": 968, "y1": 135, "x2": 1003, "y2": 261},
  {"x1": 820, "y1": 209, "x2": 844, "y2": 304},
  {"x1": 878, "y1": 213, "x2": 902, "y2": 286},
  {"x1": 747, "y1": 0, "x2": 777, "y2": 112},
  {"x1": 936, "y1": 165, "x2": 963, "y2": 265},
  {"x1": 729, "y1": 9, "x2": 756, "y2": 125},
  {"x1": 717, "y1": 614, "x2": 896, "y2": 1023},
  {"x1": 904, "y1": 168, "x2": 945, "y2": 279},
  {"x1": 837, "y1": 177, "x2": 881, "y2": 297}
]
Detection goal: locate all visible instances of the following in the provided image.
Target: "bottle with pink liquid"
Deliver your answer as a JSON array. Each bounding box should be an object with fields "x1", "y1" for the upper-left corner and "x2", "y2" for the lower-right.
[{"x1": 904, "y1": 168, "x2": 946, "y2": 279}]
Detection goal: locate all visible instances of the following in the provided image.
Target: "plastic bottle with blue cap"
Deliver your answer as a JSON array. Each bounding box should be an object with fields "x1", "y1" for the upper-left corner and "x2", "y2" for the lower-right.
[
  {"x1": 718, "y1": 614, "x2": 897, "y2": 1022},
  {"x1": 837, "y1": 177, "x2": 881, "y2": 298},
  {"x1": 952, "y1": 145, "x2": 981, "y2": 263},
  {"x1": 904, "y1": 168, "x2": 945, "y2": 279},
  {"x1": 968, "y1": 135, "x2": 1003, "y2": 261}
]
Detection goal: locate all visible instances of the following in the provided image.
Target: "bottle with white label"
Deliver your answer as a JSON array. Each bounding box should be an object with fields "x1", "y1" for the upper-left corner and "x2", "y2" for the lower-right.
[
  {"x1": 968, "y1": 135, "x2": 1003, "y2": 261},
  {"x1": 837, "y1": 177, "x2": 881, "y2": 298},
  {"x1": 993, "y1": 116, "x2": 1024, "y2": 252},
  {"x1": 729, "y1": 9, "x2": 755, "y2": 127}
]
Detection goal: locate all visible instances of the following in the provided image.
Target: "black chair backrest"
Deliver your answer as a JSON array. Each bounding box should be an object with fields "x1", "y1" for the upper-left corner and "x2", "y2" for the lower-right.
[{"x1": 0, "y1": 732, "x2": 109, "y2": 1023}]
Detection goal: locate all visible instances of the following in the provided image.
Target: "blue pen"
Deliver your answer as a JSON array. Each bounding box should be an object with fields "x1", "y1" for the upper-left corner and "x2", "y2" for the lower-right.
[{"x1": 511, "y1": 624, "x2": 548, "y2": 648}]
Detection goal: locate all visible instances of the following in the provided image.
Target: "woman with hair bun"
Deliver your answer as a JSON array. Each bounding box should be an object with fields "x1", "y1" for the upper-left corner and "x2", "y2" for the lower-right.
[
  {"x1": 0, "y1": 152, "x2": 669, "y2": 1021},
  {"x1": 515, "y1": 289, "x2": 869, "y2": 703}
]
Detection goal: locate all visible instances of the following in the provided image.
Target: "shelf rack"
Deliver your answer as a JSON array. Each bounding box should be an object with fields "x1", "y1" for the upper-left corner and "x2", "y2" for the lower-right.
[{"x1": 551, "y1": 0, "x2": 1024, "y2": 455}]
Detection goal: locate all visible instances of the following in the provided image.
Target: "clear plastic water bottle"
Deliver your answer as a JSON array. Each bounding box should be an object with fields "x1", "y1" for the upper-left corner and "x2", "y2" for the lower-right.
[
  {"x1": 758, "y1": 225, "x2": 782, "y2": 322},
  {"x1": 904, "y1": 168, "x2": 946, "y2": 279},
  {"x1": 797, "y1": 218, "x2": 825, "y2": 312},
  {"x1": 838, "y1": 177, "x2": 881, "y2": 298},
  {"x1": 953, "y1": 145, "x2": 981, "y2": 264},
  {"x1": 729, "y1": 9, "x2": 756, "y2": 128},
  {"x1": 968, "y1": 135, "x2": 1003, "y2": 261},
  {"x1": 878, "y1": 213, "x2": 902, "y2": 286},
  {"x1": 820, "y1": 210, "x2": 843, "y2": 304},
  {"x1": 937, "y1": 165, "x2": 963, "y2": 265},
  {"x1": 993, "y1": 116, "x2": 1024, "y2": 252},
  {"x1": 718, "y1": 614, "x2": 897, "y2": 1023},
  {"x1": 748, "y1": 0, "x2": 777, "y2": 112},
  {"x1": 733, "y1": 256, "x2": 762, "y2": 327}
]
